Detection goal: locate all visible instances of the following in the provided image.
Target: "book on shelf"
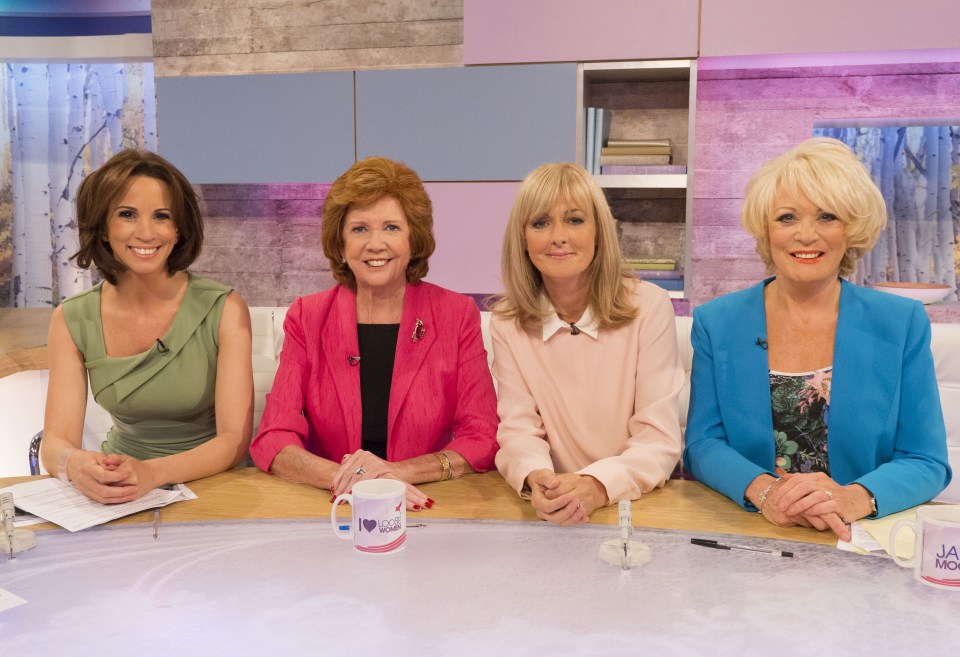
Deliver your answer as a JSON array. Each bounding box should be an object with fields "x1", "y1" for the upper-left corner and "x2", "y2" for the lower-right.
[
  {"x1": 607, "y1": 138, "x2": 671, "y2": 148},
  {"x1": 601, "y1": 165, "x2": 687, "y2": 175},
  {"x1": 624, "y1": 257, "x2": 675, "y2": 264},
  {"x1": 623, "y1": 258, "x2": 676, "y2": 271},
  {"x1": 601, "y1": 144, "x2": 672, "y2": 156},
  {"x1": 629, "y1": 268, "x2": 683, "y2": 280},
  {"x1": 585, "y1": 107, "x2": 596, "y2": 172},
  {"x1": 599, "y1": 154, "x2": 672, "y2": 166},
  {"x1": 592, "y1": 108, "x2": 612, "y2": 175},
  {"x1": 642, "y1": 278, "x2": 684, "y2": 292}
]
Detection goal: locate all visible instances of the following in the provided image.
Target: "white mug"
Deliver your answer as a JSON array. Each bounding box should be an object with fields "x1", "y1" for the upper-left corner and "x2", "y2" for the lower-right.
[
  {"x1": 330, "y1": 479, "x2": 407, "y2": 554},
  {"x1": 890, "y1": 505, "x2": 960, "y2": 590}
]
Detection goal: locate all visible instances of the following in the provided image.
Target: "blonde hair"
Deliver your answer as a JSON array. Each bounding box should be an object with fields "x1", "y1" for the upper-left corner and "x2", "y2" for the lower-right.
[
  {"x1": 740, "y1": 137, "x2": 887, "y2": 277},
  {"x1": 493, "y1": 162, "x2": 638, "y2": 330}
]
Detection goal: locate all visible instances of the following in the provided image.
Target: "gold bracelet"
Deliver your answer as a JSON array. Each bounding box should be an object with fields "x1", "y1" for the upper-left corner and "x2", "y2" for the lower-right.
[
  {"x1": 435, "y1": 451, "x2": 452, "y2": 481},
  {"x1": 757, "y1": 477, "x2": 781, "y2": 515}
]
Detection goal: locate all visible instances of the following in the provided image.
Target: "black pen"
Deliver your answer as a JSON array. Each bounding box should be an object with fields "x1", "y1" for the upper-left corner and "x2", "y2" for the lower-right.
[{"x1": 691, "y1": 537, "x2": 793, "y2": 558}]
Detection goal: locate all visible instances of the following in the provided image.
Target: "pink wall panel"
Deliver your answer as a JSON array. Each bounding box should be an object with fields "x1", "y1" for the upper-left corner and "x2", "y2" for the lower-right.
[
  {"x1": 423, "y1": 182, "x2": 520, "y2": 296},
  {"x1": 463, "y1": 0, "x2": 699, "y2": 65},
  {"x1": 701, "y1": 0, "x2": 960, "y2": 57}
]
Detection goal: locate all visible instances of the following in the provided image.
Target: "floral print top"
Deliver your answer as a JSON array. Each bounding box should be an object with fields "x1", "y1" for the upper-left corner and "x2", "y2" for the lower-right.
[{"x1": 770, "y1": 366, "x2": 832, "y2": 476}]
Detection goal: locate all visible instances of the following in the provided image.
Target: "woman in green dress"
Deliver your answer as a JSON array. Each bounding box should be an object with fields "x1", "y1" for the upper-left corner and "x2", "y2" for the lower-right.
[{"x1": 40, "y1": 150, "x2": 253, "y2": 503}]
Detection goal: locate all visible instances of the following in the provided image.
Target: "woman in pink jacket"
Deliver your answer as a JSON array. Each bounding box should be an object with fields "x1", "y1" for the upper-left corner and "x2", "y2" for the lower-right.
[
  {"x1": 491, "y1": 163, "x2": 684, "y2": 526},
  {"x1": 250, "y1": 157, "x2": 499, "y2": 509}
]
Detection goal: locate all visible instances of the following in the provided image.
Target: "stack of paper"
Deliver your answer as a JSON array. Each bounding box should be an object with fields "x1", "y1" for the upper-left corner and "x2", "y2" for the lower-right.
[
  {"x1": 838, "y1": 505, "x2": 957, "y2": 558},
  {"x1": 0, "y1": 479, "x2": 196, "y2": 532}
]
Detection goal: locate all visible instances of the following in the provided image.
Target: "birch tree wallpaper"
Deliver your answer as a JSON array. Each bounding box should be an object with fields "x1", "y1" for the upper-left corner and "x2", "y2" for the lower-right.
[
  {"x1": 813, "y1": 125, "x2": 960, "y2": 301},
  {"x1": 0, "y1": 62, "x2": 156, "y2": 308}
]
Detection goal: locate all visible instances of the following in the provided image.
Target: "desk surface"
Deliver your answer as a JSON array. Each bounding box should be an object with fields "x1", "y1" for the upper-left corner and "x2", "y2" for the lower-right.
[
  {"x1": 4, "y1": 470, "x2": 956, "y2": 657},
  {"x1": 0, "y1": 308, "x2": 52, "y2": 378},
  {"x1": 0, "y1": 468, "x2": 837, "y2": 546}
]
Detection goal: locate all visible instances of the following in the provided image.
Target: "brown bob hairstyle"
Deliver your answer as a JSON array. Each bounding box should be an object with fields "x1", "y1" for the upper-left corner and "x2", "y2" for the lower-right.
[
  {"x1": 321, "y1": 157, "x2": 436, "y2": 288},
  {"x1": 73, "y1": 149, "x2": 203, "y2": 285}
]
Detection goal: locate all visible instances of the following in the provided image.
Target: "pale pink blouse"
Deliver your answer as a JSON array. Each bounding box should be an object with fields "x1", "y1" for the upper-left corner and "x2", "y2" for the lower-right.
[{"x1": 491, "y1": 280, "x2": 684, "y2": 504}]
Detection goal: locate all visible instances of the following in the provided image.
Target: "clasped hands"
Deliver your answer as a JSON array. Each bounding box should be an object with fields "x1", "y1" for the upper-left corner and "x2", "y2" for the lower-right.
[
  {"x1": 66, "y1": 449, "x2": 159, "y2": 504},
  {"x1": 525, "y1": 469, "x2": 608, "y2": 527},
  {"x1": 757, "y1": 472, "x2": 872, "y2": 542},
  {"x1": 331, "y1": 449, "x2": 431, "y2": 511}
]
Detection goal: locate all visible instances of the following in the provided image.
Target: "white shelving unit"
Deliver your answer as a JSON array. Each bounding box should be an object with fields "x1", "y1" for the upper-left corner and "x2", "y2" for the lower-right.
[
  {"x1": 576, "y1": 59, "x2": 696, "y2": 299},
  {"x1": 593, "y1": 174, "x2": 688, "y2": 189}
]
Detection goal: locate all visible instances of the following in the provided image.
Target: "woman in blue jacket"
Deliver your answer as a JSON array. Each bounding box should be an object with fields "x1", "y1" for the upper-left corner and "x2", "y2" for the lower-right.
[{"x1": 683, "y1": 138, "x2": 951, "y2": 541}]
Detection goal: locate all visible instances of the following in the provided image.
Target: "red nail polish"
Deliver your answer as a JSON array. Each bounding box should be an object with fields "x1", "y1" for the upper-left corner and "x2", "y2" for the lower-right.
[
  {"x1": 424, "y1": 500, "x2": 434, "y2": 509},
  {"x1": 329, "y1": 496, "x2": 336, "y2": 503},
  {"x1": 426, "y1": 498, "x2": 435, "y2": 505},
  {"x1": 413, "y1": 504, "x2": 422, "y2": 510}
]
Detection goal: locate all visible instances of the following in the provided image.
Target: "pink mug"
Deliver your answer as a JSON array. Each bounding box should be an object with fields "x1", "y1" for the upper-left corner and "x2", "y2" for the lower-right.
[
  {"x1": 330, "y1": 479, "x2": 406, "y2": 554},
  {"x1": 890, "y1": 505, "x2": 960, "y2": 590}
]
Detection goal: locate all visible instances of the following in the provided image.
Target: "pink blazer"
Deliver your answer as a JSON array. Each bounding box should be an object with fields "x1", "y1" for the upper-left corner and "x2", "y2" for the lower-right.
[{"x1": 250, "y1": 282, "x2": 499, "y2": 472}]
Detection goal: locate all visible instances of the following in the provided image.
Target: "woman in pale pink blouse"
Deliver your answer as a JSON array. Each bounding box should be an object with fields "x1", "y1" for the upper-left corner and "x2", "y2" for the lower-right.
[{"x1": 491, "y1": 162, "x2": 684, "y2": 526}]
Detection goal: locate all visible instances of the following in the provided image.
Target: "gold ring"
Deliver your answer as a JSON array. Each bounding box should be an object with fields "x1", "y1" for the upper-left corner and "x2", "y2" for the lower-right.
[{"x1": 823, "y1": 490, "x2": 833, "y2": 500}]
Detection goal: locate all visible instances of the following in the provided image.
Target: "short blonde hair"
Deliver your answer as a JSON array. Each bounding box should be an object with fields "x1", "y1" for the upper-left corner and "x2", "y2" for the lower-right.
[
  {"x1": 740, "y1": 137, "x2": 887, "y2": 277},
  {"x1": 493, "y1": 162, "x2": 638, "y2": 330},
  {"x1": 321, "y1": 157, "x2": 435, "y2": 288}
]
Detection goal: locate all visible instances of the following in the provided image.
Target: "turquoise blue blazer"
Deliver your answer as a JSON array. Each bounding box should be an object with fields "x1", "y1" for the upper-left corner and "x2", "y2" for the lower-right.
[{"x1": 683, "y1": 278, "x2": 951, "y2": 518}]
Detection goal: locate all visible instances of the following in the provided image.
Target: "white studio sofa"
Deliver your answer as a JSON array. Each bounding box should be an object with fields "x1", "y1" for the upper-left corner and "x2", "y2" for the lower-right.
[
  {"x1": 245, "y1": 307, "x2": 960, "y2": 502},
  {"x1": 6, "y1": 306, "x2": 959, "y2": 504}
]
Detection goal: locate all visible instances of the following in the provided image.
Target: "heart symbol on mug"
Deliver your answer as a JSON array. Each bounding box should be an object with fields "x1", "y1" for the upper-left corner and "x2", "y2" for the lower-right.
[{"x1": 362, "y1": 519, "x2": 377, "y2": 533}]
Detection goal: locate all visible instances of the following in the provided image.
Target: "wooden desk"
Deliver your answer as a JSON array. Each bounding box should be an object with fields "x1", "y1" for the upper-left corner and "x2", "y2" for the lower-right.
[
  {"x1": 1, "y1": 467, "x2": 836, "y2": 546},
  {"x1": 0, "y1": 308, "x2": 52, "y2": 378}
]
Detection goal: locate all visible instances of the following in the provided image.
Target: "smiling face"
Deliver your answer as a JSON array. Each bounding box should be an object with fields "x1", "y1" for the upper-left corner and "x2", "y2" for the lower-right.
[
  {"x1": 768, "y1": 189, "x2": 848, "y2": 288},
  {"x1": 106, "y1": 176, "x2": 179, "y2": 281},
  {"x1": 524, "y1": 198, "x2": 597, "y2": 289},
  {"x1": 341, "y1": 195, "x2": 412, "y2": 296}
]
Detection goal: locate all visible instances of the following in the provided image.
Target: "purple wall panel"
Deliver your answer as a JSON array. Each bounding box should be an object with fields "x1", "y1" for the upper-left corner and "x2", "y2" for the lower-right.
[
  {"x1": 194, "y1": 184, "x2": 335, "y2": 307},
  {"x1": 463, "y1": 0, "x2": 698, "y2": 65},
  {"x1": 692, "y1": 59, "x2": 960, "y2": 323},
  {"x1": 699, "y1": 50, "x2": 960, "y2": 73},
  {"x1": 691, "y1": 198, "x2": 743, "y2": 228},
  {"x1": 701, "y1": 0, "x2": 960, "y2": 57},
  {"x1": 424, "y1": 182, "x2": 518, "y2": 296}
]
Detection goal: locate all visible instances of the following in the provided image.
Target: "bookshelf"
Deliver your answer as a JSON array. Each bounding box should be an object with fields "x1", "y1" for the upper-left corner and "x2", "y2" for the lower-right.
[{"x1": 577, "y1": 60, "x2": 696, "y2": 298}]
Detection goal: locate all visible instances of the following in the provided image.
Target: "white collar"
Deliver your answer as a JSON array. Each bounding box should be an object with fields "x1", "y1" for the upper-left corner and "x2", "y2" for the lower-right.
[{"x1": 542, "y1": 304, "x2": 600, "y2": 341}]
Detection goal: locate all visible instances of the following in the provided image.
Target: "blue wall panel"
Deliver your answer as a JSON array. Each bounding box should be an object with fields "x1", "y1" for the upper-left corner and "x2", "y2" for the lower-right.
[
  {"x1": 156, "y1": 72, "x2": 355, "y2": 184},
  {"x1": 356, "y1": 65, "x2": 577, "y2": 181}
]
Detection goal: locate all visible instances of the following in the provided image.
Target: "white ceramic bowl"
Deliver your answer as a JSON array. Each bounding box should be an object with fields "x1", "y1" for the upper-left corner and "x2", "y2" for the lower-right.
[{"x1": 869, "y1": 281, "x2": 953, "y2": 305}]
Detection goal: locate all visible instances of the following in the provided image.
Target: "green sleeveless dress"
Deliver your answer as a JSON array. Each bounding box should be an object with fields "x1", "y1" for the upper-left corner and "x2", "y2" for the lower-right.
[{"x1": 61, "y1": 274, "x2": 231, "y2": 460}]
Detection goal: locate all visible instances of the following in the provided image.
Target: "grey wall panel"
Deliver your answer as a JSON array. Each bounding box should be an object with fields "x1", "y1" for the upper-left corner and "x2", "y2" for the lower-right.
[
  {"x1": 356, "y1": 65, "x2": 577, "y2": 181},
  {"x1": 156, "y1": 72, "x2": 355, "y2": 184}
]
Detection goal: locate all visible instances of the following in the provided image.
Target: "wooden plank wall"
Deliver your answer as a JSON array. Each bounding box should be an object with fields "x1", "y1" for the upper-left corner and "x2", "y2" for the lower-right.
[
  {"x1": 151, "y1": 0, "x2": 464, "y2": 77},
  {"x1": 693, "y1": 61, "x2": 960, "y2": 323},
  {"x1": 192, "y1": 184, "x2": 335, "y2": 307}
]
